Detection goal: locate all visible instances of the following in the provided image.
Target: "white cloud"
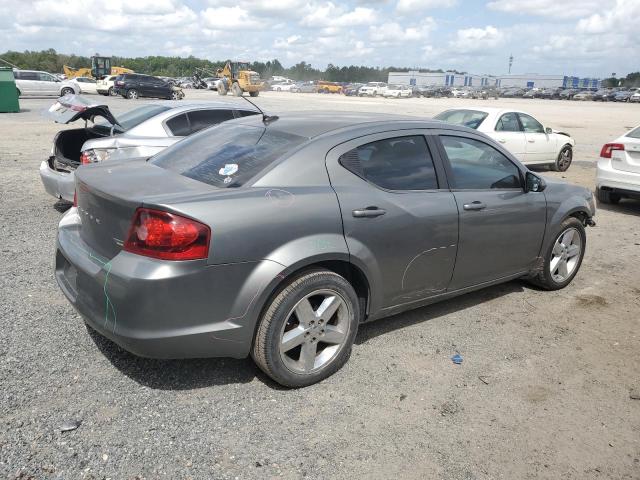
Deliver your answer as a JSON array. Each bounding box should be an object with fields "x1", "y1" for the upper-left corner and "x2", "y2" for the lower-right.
[
  {"x1": 487, "y1": 0, "x2": 615, "y2": 19},
  {"x1": 201, "y1": 6, "x2": 265, "y2": 30},
  {"x1": 396, "y1": 0, "x2": 457, "y2": 13},
  {"x1": 300, "y1": 3, "x2": 378, "y2": 28},
  {"x1": 577, "y1": 0, "x2": 640, "y2": 34},
  {"x1": 450, "y1": 25, "x2": 505, "y2": 53},
  {"x1": 369, "y1": 18, "x2": 435, "y2": 44}
]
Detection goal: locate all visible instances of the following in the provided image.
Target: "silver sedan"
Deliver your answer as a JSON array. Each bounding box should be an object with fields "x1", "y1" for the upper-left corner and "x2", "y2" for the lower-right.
[{"x1": 39, "y1": 95, "x2": 259, "y2": 202}]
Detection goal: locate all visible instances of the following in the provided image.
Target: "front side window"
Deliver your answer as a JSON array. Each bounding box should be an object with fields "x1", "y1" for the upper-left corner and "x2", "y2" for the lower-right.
[
  {"x1": 38, "y1": 73, "x2": 55, "y2": 82},
  {"x1": 495, "y1": 112, "x2": 521, "y2": 132},
  {"x1": 339, "y1": 135, "x2": 438, "y2": 191},
  {"x1": 440, "y1": 135, "x2": 521, "y2": 190},
  {"x1": 434, "y1": 110, "x2": 488, "y2": 130},
  {"x1": 518, "y1": 113, "x2": 544, "y2": 133}
]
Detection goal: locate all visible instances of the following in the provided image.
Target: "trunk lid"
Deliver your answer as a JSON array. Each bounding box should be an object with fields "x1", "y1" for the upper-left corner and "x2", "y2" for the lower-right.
[
  {"x1": 46, "y1": 94, "x2": 120, "y2": 127},
  {"x1": 613, "y1": 135, "x2": 640, "y2": 174},
  {"x1": 75, "y1": 159, "x2": 216, "y2": 259}
]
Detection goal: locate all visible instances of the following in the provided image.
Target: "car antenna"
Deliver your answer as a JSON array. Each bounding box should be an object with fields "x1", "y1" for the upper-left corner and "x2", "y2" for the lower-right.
[{"x1": 241, "y1": 95, "x2": 279, "y2": 125}]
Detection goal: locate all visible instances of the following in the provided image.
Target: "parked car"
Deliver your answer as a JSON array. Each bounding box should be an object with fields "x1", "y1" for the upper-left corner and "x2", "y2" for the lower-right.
[
  {"x1": 203, "y1": 77, "x2": 220, "y2": 90},
  {"x1": 383, "y1": 84, "x2": 412, "y2": 98},
  {"x1": 592, "y1": 89, "x2": 613, "y2": 101},
  {"x1": 573, "y1": 91, "x2": 594, "y2": 101},
  {"x1": 14, "y1": 69, "x2": 79, "y2": 97},
  {"x1": 113, "y1": 73, "x2": 184, "y2": 100},
  {"x1": 271, "y1": 81, "x2": 295, "y2": 92},
  {"x1": 55, "y1": 111, "x2": 595, "y2": 387},
  {"x1": 630, "y1": 91, "x2": 640, "y2": 103},
  {"x1": 317, "y1": 81, "x2": 342, "y2": 94},
  {"x1": 70, "y1": 77, "x2": 99, "y2": 95},
  {"x1": 342, "y1": 83, "x2": 362, "y2": 96},
  {"x1": 596, "y1": 124, "x2": 640, "y2": 204},
  {"x1": 39, "y1": 95, "x2": 258, "y2": 202},
  {"x1": 96, "y1": 75, "x2": 117, "y2": 96},
  {"x1": 559, "y1": 89, "x2": 578, "y2": 100},
  {"x1": 614, "y1": 90, "x2": 633, "y2": 102},
  {"x1": 435, "y1": 107, "x2": 576, "y2": 171},
  {"x1": 358, "y1": 82, "x2": 387, "y2": 96},
  {"x1": 501, "y1": 88, "x2": 526, "y2": 98},
  {"x1": 292, "y1": 81, "x2": 318, "y2": 93}
]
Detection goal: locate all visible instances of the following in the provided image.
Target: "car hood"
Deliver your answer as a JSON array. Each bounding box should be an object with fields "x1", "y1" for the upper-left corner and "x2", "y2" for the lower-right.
[{"x1": 45, "y1": 94, "x2": 120, "y2": 126}]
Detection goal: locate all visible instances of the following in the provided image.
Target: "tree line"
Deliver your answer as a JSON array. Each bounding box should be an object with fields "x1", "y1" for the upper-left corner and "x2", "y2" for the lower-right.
[{"x1": 0, "y1": 49, "x2": 458, "y2": 82}]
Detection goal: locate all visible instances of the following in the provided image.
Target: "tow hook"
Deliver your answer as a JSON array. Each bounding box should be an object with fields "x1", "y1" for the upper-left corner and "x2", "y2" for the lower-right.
[{"x1": 586, "y1": 217, "x2": 596, "y2": 227}]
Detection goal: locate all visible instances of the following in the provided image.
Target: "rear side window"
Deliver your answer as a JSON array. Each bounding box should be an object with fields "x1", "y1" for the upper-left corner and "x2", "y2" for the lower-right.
[
  {"x1": 151, "y1": 124, "x2": 307, "y2": 188},
  {"x1": 18, "y1": 71, "x2": 39, "y2": 81},
  {"x1": 237, "y1": 109, "x2": 260, "y2": 117},
  {"x1": 166, "y1": 113, "x2": 190, "y2": 136},
  {"x1": 626, "y1": 126, "x2": 640, "y2": 139},
  {"x1": 434, "y1": 110, "x2": 488, "y2": 130},
  {"x1": 339, "y1": 135, "x2": 438, "y2": 190},
  {"x1": 440, "y1": 136, "x2": 521, "y2": 190},
  {"x1": 188, "y1": 109, "x2": 234, "y2": 133},
  {"x1": 495, "y1": 113, "x2": 521, "y2": 132}
]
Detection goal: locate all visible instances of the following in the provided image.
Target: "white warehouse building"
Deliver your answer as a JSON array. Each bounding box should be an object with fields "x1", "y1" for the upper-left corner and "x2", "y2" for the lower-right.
[
  {"x1": 387, "y1": 71, "x2": 494, "y2": 87},
  {"x1": 388, "y1": 71, "x2": 601, "y2": 89}
]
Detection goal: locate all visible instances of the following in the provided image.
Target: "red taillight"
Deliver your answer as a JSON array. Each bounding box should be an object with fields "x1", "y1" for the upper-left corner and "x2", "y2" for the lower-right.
[
  {"x1": 80, "y1": 151, "x2": 91, "y2": 165},
  {"x1": 600, "y1": 143, "x2": 624, "y2": 158},
  {"x1": 123, "y1": 208, "x2": 210, "y2": 261},
  {"x1": 73, "y1": 190, "x2": 77, "y2": 207}
]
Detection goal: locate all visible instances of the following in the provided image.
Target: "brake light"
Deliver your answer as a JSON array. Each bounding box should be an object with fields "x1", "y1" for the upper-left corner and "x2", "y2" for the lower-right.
[
  {"x1": 124, "y1": 208, "x2": 210, "y2": 260},
  {"x1": 600, "y1": 143, "x2": 624, "y2": 158},
  {"x1": 80, "y1": 151, "x2": 91, "y2": 165}
]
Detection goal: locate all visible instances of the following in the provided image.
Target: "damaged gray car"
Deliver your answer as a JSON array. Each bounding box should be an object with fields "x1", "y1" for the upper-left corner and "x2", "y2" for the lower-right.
[
  {"x1": 56, "y1": 112, "x2": 596, "y2": 387},
  {"x1": 39, "y1": 95, "x2": 258, "y2": 202}
]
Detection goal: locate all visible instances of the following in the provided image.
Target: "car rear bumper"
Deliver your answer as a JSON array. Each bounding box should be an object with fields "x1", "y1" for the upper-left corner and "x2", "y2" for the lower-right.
[
  {"x1": 596, "y1": 158, "x2": 640, "y2": 194},
  {"x1": 40, "y1": 158, "x2": 75, "y2": 202},
  {"x1": 55, "y1": 209, "x2": 284, "y2": 359}
]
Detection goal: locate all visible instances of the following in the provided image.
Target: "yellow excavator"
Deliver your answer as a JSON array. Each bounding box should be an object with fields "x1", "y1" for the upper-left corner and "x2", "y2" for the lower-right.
[
  {"x1": 216, "y1": 61, "x2": 264, "y2": 97},
  {"x1": 63, "y1": 55, "x2": 133, "y2": 79}
]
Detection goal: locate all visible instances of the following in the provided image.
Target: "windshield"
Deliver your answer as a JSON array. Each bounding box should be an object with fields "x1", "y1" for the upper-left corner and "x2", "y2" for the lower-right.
[
  {"x1": 151, "y1": 123, "x2": 307, "y2": 188},
  {"x1": 96, "y1": 104, "x2": 170, "y2": 132},
  {"x1": 434, "y1": 110, "x2": 488, "y2": 130}
]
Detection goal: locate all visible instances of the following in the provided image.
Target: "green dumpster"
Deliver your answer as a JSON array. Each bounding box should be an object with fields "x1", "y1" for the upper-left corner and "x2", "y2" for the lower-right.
[{"x1": 0, "y1": 67, "x2": 20, "y2": 112}]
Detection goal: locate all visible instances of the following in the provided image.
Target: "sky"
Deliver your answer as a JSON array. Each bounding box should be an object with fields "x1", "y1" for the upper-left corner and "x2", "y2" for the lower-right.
[{"x1": 0, "y1": 0, "x2": 637, "y2": 77}]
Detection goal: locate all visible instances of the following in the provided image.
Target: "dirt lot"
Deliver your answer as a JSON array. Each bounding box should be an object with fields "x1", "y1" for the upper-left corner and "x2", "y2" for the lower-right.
[{"x1": 1, "y1": 91, "x2": 639, "y2": 479}]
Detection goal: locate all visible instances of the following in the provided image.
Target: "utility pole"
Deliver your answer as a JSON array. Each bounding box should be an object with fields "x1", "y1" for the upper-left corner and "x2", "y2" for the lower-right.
[{"x1": 508, "y1": 54, "x2": 513, "y2": 74}]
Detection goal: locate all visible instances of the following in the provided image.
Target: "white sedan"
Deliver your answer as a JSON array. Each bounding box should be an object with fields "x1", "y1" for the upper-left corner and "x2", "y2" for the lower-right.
[
  {"x1": 70, "y1": 77, "x2": 99, "y2": 94},
  {"x1": 271, "y1": 82, "x2": 295, "y2": 92},
  {"x1": 596, "y1": 125, "x2": 640, "y2": 204},
  {"x1": 435, "y1": 107, "x2": 576, "y2": 171},
  {"x1": 383, "y1": 84, "x2": 413, "y2": 98}
]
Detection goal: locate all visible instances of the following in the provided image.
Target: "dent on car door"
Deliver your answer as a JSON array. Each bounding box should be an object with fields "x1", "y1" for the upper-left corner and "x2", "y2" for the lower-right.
[
  {"x1": 437, "y1": 133, "x2": 546, "y2": 290},
  {"x1": 493, "y1": 112, "x2": 526, "y2": 161},
  {"x1": 518, "y1": 113, "x2": 554, "y2": 163},
  {"x1": 325, "y1": 131, "x2": 458, "y2": 313}
]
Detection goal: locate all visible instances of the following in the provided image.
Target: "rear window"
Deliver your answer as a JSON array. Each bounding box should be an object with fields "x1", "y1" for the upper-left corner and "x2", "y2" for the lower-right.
[
  {"x1": 151, "y1": 123, "x2": 307, "y2": 188},
  {"x1": 434, "y1": 110, "x2": 488, "y2": 130},
  {"x1": 627, "y1": 126, "x2": 640, "y2": 139},
  {"x1": 96, "y1": 104, "x2": 170, "y2": 132}
]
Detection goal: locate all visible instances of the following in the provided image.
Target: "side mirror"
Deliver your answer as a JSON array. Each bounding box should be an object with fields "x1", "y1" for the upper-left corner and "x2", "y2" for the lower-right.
[
  {"x1": 545, "y1": 127, "x2": 552, "y2": 134},
  {"x1": 525, "y1": 171, "x2": 546, "y2": 193}
]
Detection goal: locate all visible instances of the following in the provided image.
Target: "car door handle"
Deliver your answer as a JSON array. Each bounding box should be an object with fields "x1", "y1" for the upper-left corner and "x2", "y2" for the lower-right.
[
  {"x1": 497, "y1": 139, "x2": 506, "y2": 143},
  {"x1": 352, "y1": 207, "x2": 386, "y2": 218},
  {"x1": 528, "y1": 139, "x2": 535, "y2": 143},
  {"x1": 463, "y1": 201, "x2": 486, "y2": 211}
]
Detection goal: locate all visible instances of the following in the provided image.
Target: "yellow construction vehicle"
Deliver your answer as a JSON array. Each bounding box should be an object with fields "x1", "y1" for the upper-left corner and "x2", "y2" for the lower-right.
[
  {"x1": 63, "y1": 55, "x2": 133, "y2": 79},
  {"x1": 216, "y1": 61, "x2": 264, "y2": 97}
]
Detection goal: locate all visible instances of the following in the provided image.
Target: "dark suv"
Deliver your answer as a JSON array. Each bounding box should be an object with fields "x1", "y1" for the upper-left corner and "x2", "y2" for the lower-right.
[{"x1": 114, "y1": 74, "x2": 178, "y2": 100}]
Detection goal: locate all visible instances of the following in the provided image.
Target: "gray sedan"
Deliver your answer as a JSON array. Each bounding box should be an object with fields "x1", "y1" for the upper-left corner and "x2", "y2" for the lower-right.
[
  {"x1": 39, "y1": 95, "x2": 258, "y2": 202},
  {"x1": 56, "y1": 112, "x2": 596, "y2": 387}
]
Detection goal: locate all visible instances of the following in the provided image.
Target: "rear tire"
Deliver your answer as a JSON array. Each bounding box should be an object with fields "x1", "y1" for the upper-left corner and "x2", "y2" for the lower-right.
[
  {"x1": 60, "y1": 87, "x2": 74, "y2": 96},
  {"x1": 527, "y1": 217, "x2": 586, "y2": 291},
  {"x1": 553, "y1": 145, "x2": 573, "y2": 172},
  {"x1": 596, "y1": 187, "x2": 621, "y2": 204},
  {"x1": 126, "y1": 89, "x2": 138, "y2": 100},
  {"x1": 252, "y1": 270, "x2": 360, "y2": 388},
  {"x1": 107, "y1": 87, "x2": 113, "y2": 96},
  {"x1": 249, "y1": 91, "x2": 259, "y2": 97}
]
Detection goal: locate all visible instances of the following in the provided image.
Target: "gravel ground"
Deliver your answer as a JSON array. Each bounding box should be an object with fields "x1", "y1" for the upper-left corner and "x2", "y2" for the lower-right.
[{"x1": 1, "y1": 92, "x2": 639, "y2": 479}]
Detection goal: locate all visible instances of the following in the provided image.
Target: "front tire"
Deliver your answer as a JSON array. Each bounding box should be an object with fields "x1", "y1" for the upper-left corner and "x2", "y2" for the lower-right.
[
  {"x1": 249, "y1": 91, "x2": 259, "y2": 97},
  {"x1": 252, "y1": 270, "x2": 360, "y2": 388},
  {"x1": 553, "y1": 145, "x2": 573, "y2": 172},
  {"x1": 232, "y1": 82, "x2": 243, "y2": 97},
  {"x1": 527, "y1": 217, "x2": 586, "y2": 290},
  {"x1": 60, "y1": 87, "x2": 74, "y2": 96},
  {"x1": 126, "y1": 89, "x2": 138, "y2": 100}
]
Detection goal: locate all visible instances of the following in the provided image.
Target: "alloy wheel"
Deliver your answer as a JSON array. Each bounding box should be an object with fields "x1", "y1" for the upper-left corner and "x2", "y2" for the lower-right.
[
  {"x1": 550, "y1": 227, "x2": 582, "y2": 283},
  {"x1": 558, "y1": 148, "x2": 572, "y2": 171},
  {"x1": 279, "y1": 289, "x2": 351, "y2": 374}
]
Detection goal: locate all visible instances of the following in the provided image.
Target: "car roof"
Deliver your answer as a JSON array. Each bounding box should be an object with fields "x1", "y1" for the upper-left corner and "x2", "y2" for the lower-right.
[
  {"x1": 227, "y1": 111, "x2": 455, "y2": 138},
  {"x1": 142, "y1": 100, "x2": 258, "y2": 111}
]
